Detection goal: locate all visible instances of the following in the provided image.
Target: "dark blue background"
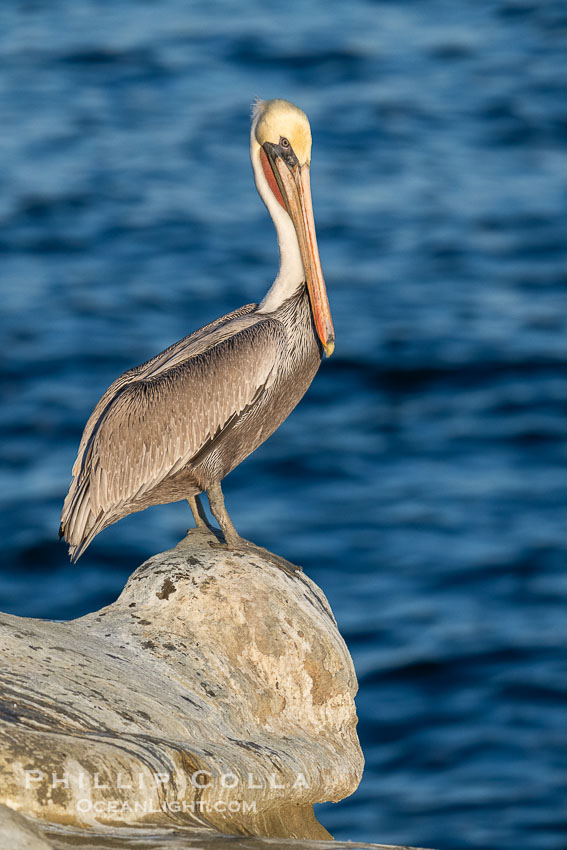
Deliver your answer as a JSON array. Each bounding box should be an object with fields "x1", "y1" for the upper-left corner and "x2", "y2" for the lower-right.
[{"x1": 1, "y1": 2, "x2": 567, "y2": 848}]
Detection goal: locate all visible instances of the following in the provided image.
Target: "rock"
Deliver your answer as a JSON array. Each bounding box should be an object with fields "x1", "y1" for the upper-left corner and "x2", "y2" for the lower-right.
[
  {"x1": 0, "y1": 530, "x2": 363, "y2": 843},
  {"x1": 0, "y1": 804, "x2": 53, "y2": 850},
  {"x1": 14, "y1": 817, "x2": 433, "y2": 850}
]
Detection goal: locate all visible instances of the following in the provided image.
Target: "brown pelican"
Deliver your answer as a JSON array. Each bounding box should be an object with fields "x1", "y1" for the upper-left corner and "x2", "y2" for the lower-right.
[{"x1": 60, "y1": 98, "x2": 334, "y2": 562}]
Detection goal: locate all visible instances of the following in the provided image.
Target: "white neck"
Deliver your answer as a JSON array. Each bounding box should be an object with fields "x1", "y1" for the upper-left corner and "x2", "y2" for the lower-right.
[{"x1": 250, "y1": 130, "x2": 305, "y2": 314}]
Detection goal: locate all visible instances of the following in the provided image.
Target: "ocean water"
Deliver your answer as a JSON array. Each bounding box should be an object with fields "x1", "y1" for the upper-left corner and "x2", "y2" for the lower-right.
[{"x1": 1, "y1": 2, "x2": 567, "y2": 848}]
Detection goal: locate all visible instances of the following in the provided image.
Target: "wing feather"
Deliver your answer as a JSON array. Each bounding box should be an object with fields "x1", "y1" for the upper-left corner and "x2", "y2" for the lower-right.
[
  {"x1": 61, "y1": 315, "x2": 285, "y2": 556},
  {"x1": 70, "y1": 302, "x2": 257, "y2": 480}
]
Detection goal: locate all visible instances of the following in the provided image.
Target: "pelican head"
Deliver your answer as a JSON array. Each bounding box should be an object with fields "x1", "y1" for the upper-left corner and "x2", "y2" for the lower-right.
[{"x1": 251, "y1": 98, "x2": 335, "y2": 357}]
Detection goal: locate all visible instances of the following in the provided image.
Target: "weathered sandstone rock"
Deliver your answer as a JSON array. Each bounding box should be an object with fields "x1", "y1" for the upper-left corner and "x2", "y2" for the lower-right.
[
  {"x1": 0, "y1": 806, "x2": 430, "y2": 850},
  {"x1": 0, "y1": 530, "x2": 363, "y2": 843},
  {"x1": 0, "y1": 803, "x2": 53, "y2": 850}
]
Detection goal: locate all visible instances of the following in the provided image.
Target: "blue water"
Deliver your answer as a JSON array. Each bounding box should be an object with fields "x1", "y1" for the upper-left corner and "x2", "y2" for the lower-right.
[{"x1": 1, "y1": 2, "x2": 567, "y2": 848}]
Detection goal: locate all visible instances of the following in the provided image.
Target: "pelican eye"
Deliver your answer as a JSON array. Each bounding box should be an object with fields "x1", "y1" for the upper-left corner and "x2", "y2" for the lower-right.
[{"x1": 280, "y1": 136, "x2": 291, "y2": 149}]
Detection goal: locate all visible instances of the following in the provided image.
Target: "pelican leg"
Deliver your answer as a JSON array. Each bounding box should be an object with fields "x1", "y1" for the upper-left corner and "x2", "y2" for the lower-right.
[
  {"x1": 206, "y1": 481, "x2": 240, "y2": 545},
  {"x1": 187, "y1": 494, "x2": 212, "y2": 530},
  {"x1": 207, "y1": 481, "x2": 301, "y2": 576}
]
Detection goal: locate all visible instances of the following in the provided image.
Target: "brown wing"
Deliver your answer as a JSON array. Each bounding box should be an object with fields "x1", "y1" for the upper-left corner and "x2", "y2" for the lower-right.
[
  {"x1": 69, "y1": 302, "x2": 258, "y2": 483},
  {"x1": 61, "y1": 312, "x2": 285, "y2": 559}
]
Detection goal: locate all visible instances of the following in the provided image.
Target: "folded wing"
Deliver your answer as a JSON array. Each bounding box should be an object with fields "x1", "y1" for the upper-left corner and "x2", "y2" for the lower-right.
[{"x1": 61, "y1": 314, "x2": 285, "y2": 559}]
